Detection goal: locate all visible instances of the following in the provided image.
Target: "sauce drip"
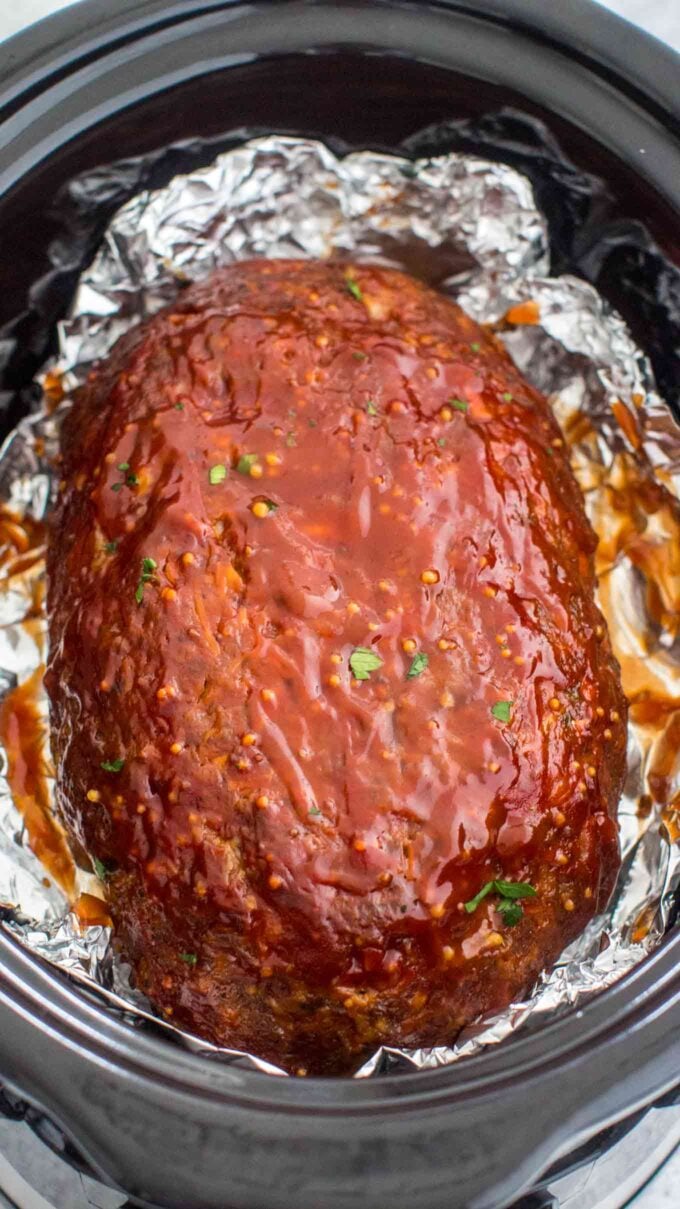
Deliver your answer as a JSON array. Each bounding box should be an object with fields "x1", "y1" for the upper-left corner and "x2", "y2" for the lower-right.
[{"x1": 0, "y1": 666, "x2": 75, "y2": 898}]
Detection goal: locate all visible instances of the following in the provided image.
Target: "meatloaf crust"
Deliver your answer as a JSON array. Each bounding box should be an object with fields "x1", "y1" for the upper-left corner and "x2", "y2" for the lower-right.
[{"x1": 46, "y1": 259, "x2": 626, "y2": 1074}]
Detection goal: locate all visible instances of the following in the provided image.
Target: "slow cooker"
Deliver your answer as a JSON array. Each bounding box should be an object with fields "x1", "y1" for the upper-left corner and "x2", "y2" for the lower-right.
[{"x1": 0, "y1": 3, "x2": 678, "y2": 1207}]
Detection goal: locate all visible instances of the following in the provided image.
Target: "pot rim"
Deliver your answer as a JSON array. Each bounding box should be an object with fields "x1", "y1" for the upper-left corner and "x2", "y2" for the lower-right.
[
  {"x1": 0, "y1": 1, "x2": 679, "y2": 206},
  {"x1": 1, "y1": 0, "x2": 678, "y2": 121}
]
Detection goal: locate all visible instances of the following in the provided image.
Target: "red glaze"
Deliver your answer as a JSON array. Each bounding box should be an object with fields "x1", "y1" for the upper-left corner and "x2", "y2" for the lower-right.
[{"x1": 46, "y1": 260, "x2": 625, "y2": 1074}]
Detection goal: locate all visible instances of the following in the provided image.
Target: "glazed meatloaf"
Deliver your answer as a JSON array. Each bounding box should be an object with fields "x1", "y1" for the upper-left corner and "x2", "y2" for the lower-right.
[{"x1": 46, "y1": 259, "x2": 626, "y2": 1074}]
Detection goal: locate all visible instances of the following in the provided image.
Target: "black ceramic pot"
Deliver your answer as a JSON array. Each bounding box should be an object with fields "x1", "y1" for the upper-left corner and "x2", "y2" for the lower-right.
[{"x1": 0, "y1": 4, "x2": 678, "y2": 1208}]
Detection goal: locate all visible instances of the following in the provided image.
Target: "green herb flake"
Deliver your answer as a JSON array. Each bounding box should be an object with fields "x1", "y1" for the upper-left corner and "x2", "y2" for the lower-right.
[
  {"x1": 174, "y1": 403, "x2": 184, "y2": 411},
  {"x1": 470, "y1": 342, "x2": 481, "y2": 353},
  {"x1": 349, "y1": 646, "x2": 384, "y2": 681},
  {"x1": 352, "y1": 351, "x2": 367, "y2": 362},
  {"x1": 345, "y1": 277, "x2": 363, "y2": 303},
  {"x1": 406, "y1": 652, "x2": 429, "y2": 680},
  {"x1": 308, "y1": 806, "x2": 322, "y2": 817},
  {"x1": 236, "y1": 453, "x2": 259, "y2": 475},
  {"x1": 112, "y1": 460, "x2": 138, "y2": 492},
  {"x1": 308, "y1": 418, "x2": 318, "y2": 428},
  {"x1": 101, "y1": 758, "x2": 124, "y2": 773},
  {"x1": 497, "y1": 900, "x2": 523, "y2": 927},
  {"x1": 262, "y1": 499, "x2": 278, "y2": 514},
  {"x1": 491, "y1": 700, "x2": 513, "y2": 723},
  {"x1": 104, "y1": 540, "x2": 118, "y2": 555},
  {"x1": 501, "y1": 392, "x2": 513, "y2": 402},
  {"x1": 286, "y1": 431, "x2": 297, "y2": 448},
  {"x1": 366, "y1": 399, "x2": 378, "y2": 416},
  {"x1": 135, "y1": 556, "x2": 157, "y2": 605},
  {"x1": 546, "y1": 447, "x2": 554, "y2": 458},
  {"x1": 180, "y1": 952, "x2": 198, "y2": 966},
  {"x1": 464, "y1": 879, "x2": 536, "y2": 923},
  {"x1": 437, "y1": 438, "x2": 447, "y2": 448},
  {"x1": 493, "y1": 880, "x2": 537, "y2": 901},
  {"x1": 449, "y1": 397, "x2": 468, "y2": 413},
  {"x1": 464, "y1": 881, "x2": 495, "y2": 913},
  {"x1": 92, "y1": 857, "x2": 114, "y2": 881},
  {"x1": 209, "y1": 464, "x2": 227, "y2": 485}
]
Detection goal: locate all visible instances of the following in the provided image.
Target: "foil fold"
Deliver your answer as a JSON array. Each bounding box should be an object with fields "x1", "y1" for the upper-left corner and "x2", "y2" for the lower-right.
[{"x1": 0, "y1": 135, "x2": 678, "y2": 1079}]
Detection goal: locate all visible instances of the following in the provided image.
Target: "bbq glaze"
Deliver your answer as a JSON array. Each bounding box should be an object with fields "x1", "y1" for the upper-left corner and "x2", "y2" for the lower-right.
[{"x1": 46, "y1": 261, "x2": 625, "y2": 1074}]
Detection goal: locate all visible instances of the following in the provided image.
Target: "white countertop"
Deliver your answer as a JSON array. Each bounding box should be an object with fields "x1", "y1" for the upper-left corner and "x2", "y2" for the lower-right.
[{"x1": 0, "y1": 2, "x2": 677, "y2": 1207}]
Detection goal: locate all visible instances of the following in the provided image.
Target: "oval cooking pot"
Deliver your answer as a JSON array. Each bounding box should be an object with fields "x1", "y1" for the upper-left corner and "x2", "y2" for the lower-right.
[{"x1": 0, "y1": 3, "x2": 678, "y2": 1208}]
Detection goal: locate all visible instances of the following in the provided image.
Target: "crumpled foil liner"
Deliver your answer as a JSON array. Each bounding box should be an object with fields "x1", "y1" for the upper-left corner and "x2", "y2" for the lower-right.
[{"x1": 0, "y1": 135, "x2": 678, "y2": 1078}]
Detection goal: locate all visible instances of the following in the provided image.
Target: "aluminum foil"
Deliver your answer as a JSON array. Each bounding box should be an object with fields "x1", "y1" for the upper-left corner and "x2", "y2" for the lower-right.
[{"x1": 0, "y1": 135, "x2": 678, "y2": 1078}]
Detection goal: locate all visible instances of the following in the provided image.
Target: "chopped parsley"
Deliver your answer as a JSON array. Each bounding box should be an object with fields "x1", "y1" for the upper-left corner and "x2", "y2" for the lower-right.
[
  {"x1": 470, "y1": 342, "x2": 481, "y2": 352},
  {"x1": 100, "y1": 758, "x2": 124, "y2": 773},
  {"x1": 260, "y1": 499, "x2": 278, "y2": 515},
  {"x1": 286, "y1": 431, "x2": 297, "y2": 447},
  {"x1": 180, "y1": 952, "x2": 198, "y2": 966},
  {"x1": 449, "y1": 397, "x2": 468, "y2": 413},
  {"x1": 437, "y1": 437, "x2": 447, "y2": 448},
  {"x1": 366, "y1": 399, "x2": 378, "y2": 416},
  {"x1": 494, "y1": 879, "x2": 537, "y2": 899},
  {"x1": 464, "y1": 883, "x2": 495, "y2": 913},
  {"x1": 174, "y1": 403, "x2": 184, "y2": 411},
  {"x1": 104, "y1": 540, "x2": 118, "y2": 555},
  {"x1": 308, "y1": 806, "x2": 322, "y2": 817},
  {"x1": 491, "y1": 700, "x2": 513, "y2": 723},
  {"x1": 112, "y1": 463, "x2": 138, "y2": 492},
  {"x1": 464, "y1": 879, "x2": 536, "y2": 926},
  {"x1": 209, "y1": 464, "x2": 227, "y2": 485},
  {"x1": 237, "y1": 453, "x2": 259, "y2": 475},
  {"x1": 349, "y1": 646, "x2": 383, "y2": 681},
  {"x1": 92, "y1": 857, "x2": 116, "y2": 881},
  {"x1": 135, "y1": 556, "x2": 157, "y2": 605},
  {"x1": 501, "y1": 392, "x2": 513, "y2": 402},
  {"x1": 497, "y1": 900, "x2": 523, "y2": 926},
  {"x1": 345, "y1": 277, "x2": 363, "y2": 302},
  {"x1": 308, "y1": 418, "x2": 318, "y2": 428},
  {"x1": 352, "y1": 351, "x2": 367, "y2": 362},
  {"x1": 406, "y1": 652, "x2": 429, "y2": 679}
]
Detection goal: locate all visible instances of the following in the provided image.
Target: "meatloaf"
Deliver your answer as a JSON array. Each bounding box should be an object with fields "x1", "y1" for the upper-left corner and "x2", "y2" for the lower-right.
[{"x1": 46, "y1": 259, "x2": 626, "y2": 1075}]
